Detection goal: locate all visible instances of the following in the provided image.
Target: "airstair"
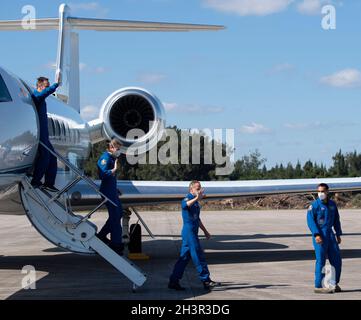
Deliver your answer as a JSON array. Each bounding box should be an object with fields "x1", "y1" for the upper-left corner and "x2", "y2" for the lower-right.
[{"x1": 19, "y1": 141, "x2": 147, "y2": 290}]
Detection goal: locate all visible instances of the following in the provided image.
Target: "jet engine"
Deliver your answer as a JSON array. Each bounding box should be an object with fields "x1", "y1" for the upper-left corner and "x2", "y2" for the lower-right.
[{"x1": 88, "y1": 87, "x2": 165, "y2": 154}]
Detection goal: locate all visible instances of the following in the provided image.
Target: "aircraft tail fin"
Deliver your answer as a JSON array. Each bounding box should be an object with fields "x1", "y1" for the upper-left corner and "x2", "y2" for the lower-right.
[{"x1": 0, "y1": 3, "x2": 225, "y2": 113}]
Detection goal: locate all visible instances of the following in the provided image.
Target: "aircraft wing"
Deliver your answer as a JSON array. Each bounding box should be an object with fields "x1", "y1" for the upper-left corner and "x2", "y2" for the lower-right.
[
  {"x1": 0, "y1": 18, "x2": 224, "y2": 32},
  {"x1": 68, "y1": 177, "x2": 361, "y2": 208}
]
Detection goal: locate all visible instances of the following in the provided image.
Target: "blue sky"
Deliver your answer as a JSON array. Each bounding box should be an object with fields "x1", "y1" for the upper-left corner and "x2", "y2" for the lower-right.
[{"x1": 0, "y1": 0, "x2": 360, "y2": 168}]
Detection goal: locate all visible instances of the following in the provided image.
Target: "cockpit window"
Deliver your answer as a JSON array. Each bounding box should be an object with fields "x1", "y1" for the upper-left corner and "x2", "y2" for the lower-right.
[{"x1": 0, "y1": 74, "x2": 12, "y2": 103}]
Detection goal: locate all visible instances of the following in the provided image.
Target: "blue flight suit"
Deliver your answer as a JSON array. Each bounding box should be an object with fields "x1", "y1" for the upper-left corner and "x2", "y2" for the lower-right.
[
  {"x1": 97, "y1": 152, "x2": 123, "y2": 246},
  {"x1": 31, "y1": 83, "x2": 59, "y2": 187},
  {"x1": 307, "y1": 198, "x2": 342, "y2": 288},
  {"x1": 170, "y1": 193, "x2": 210, "y2": 283}
]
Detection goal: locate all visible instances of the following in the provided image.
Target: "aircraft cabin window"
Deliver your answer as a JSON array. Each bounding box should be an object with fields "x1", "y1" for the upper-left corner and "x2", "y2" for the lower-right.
[
  {"x1": 54, "y1": 120, "x2": 61, "y2": 138},
  {"x1": 51, "y1": 119, "x2": 56, "y2": 136},
  {"x1": 0, "y1": 74, "x2": 12, "y2": 103},
  {"x1": 65, "y1": 124, "x2": 70, "y2": 141},
  {"x1": 70, "y1": 128, "x2": 74, "y2": 143},
  {"x1": 61, "y1": 122, "x2": 66, "y2": 139},
  {"x1": 48, "y1": 118, "x2": 55, "y2": 136}
]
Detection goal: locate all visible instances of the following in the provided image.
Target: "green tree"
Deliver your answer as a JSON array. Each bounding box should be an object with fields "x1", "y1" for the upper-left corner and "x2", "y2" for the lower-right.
[
  {"x1": 330, "y1": 150, "x2": 348, "y2": 177},
  {"x1": 84, "y1": 125, "x2": 232, "y2": 181},
  {"x1": 83, "y1": 132, "x2": 361, "y2": 182},
  {"x1": 229, "y1": 150, "x2": 266, "y2": 180}
]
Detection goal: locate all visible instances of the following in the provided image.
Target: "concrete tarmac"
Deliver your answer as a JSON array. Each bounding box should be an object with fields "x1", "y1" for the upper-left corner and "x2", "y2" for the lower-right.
[{"x1": 1, "y1": 209, "x2": 361, "y2": 300}]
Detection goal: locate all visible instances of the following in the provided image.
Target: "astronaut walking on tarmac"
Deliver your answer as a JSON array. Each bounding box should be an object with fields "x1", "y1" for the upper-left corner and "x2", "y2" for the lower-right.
[
  {"x1": 169, "y1": 180, "x2": 220, "y2": 291},
  {"x1": 96, "y1": 138, "x2": 124, "y2": 255},
  {"x1": 307, "y1": 183, "x2": 343, "y2": 294}
]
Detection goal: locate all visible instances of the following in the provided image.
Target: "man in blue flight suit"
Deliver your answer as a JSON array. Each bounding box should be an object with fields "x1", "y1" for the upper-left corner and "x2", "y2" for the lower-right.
[
  {"x1": 96, "y1": 139, "x2": 124, "y2": 255},
  {"x1": 31, "y1": 75, "x2": 61, "y2": 192},
  {"x1": 168, "y1": 180, "x2": 220, "y2": 291},
  {"x1": 307, "y1": 183, "x2": 342, "y2": 294}
]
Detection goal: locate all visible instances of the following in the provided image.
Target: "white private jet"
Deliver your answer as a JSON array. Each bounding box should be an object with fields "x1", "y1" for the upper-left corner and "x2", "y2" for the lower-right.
[{"x1": 1, "y1": 4, "x2": 361, "y2": 290}]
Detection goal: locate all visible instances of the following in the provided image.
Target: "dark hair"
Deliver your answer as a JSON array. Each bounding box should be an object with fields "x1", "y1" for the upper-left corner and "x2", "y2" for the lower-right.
[
  {"x1": 37, "y1": 77, "x2": 49, "y2": 88},
  {"x1": 318, "y1": 183, "x2": 329, "y2": 190}
]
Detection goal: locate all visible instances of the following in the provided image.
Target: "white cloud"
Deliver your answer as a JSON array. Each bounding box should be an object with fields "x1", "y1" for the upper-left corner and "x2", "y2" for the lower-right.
[
  {"x1": 137, "y1": 73, "x2": 167, "y2": 85},
  {"x1": 240, "y1": 123, "x2": 271, "y2": 134},
  {"x1": 44, "y1": 61, "x2": 56, "y2": 70},
  {"x1": 69, "y1": 2, "x2": 109, "y2": 16},
  {"x1": 284, "y1": 121, "x2": 323, "y2": 130},
  {"x1": 320, "y1": 69, "x2": 361, "y2": 88},
  {"x1": 79, "y1": 63, "x2": 107, "y2": 74},
  {"x1": 45, "y1": 61, "x2": 106, "y2": 74},
  {"x1": 297, "y1": 0, "x2": 335, "y2": 15},
  {"x1": 94, "y1": 67, "x2": 106, "y2": 74},
  {"x1": 164, "y1": 102, "x2": 224, "y2": 114},
  {"x1": 267, "y1": 63, "x2": 295, "y2": 75},
  {"x1": 206, "y1": 106, "x2": 225, "y2": 113},
  {"x1": 79, "y1": 62, "x2": 87, "y2": 71},
  {"x1": 284, "y1": 120, "x2": 358, "y2": 130},
  {"x1": 297, "y1": 0, "x2": 322, "y2": 15},
  {"x1": 81, "y1": 105, "x2": 100, "y2": 121},
  {"x1": 284, "y1": 123, "x2": 308, "y2": 129},
  {"x1": 203, "y1": 0, "x2": 293, "y2": 16},
  {"x1": 164, "y1": 102, "x2": 178, "y2": 111}
]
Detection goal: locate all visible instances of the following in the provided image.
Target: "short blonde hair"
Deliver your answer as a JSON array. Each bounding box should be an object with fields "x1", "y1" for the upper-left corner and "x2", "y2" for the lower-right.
[
  {"x1": 107, "y1": 138, "x2": 122, "y2": 149},
  {"x1": 189, "y1": 180, "x2": 201, "y2": 189}
]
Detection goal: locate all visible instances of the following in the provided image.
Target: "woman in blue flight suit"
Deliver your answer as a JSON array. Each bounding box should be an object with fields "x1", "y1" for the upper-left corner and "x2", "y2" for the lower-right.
[
  {"x1": 168, "y1": 180, "x2": 220, "y2": 291},
  {"x1": 96, "y1": 139, "x2": 124, "y2": 255},
  {"x1": 307, "y1": 183, "x2": 342, "y2": 294}
]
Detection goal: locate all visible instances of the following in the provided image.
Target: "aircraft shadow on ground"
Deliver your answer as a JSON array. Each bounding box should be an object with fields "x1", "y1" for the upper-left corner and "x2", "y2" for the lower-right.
[
  {"x1": 153, "y1": 233, "x2": 361, "y2": 240},
  {"x1": 2, "y1": 234, "x2": 361, "y2": 300}
]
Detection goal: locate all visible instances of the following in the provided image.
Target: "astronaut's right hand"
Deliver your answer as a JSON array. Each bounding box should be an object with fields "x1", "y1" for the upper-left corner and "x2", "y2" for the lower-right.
[
  {"x1": 315, "y1": 235, "x2": 323, "y2": 244},
  {"x1": 55, "y1": 69, "x2": 62, "y2": 85},
  {"x1": 196, "y1": 188, "x2": 205, "y2": 200}
]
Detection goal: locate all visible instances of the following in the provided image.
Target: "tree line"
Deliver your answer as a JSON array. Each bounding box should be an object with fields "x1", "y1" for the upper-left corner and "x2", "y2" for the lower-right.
[
  {"x1": 83, "y1": 126, "x2": 361, "y2": 181},
  {"x1": 228, "y1": 149, "x2": 361, "y2": 180}
]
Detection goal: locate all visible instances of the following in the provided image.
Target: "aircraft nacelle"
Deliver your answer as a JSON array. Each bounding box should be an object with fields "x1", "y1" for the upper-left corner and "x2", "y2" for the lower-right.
[{"x1": 88, "y1": 87, "x2": 165, "y2": 154}]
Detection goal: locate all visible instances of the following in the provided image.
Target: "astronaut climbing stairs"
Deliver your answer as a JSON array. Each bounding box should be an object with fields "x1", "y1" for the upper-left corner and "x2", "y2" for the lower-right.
[{"x1": 19, "y1": 142, "x2": 146, "y2": 289}]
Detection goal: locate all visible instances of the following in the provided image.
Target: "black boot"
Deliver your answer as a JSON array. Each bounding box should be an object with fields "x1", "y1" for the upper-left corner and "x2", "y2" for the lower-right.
[
  {"x1": 109, "y1": 243, "x2": 124, "y2": 256},
  {"x1": 42, "y1": 185, "x2": 59, "y2": 193},
  {"x1": 31, "y1": 181, "x2": 42, "y2": 189},
  {"x1": 203, "y1": 279, "x2": 221, "y2": 290},
  {"x1": 96, "y1": 234, "x2": 110, "y2": 245},
  {"x1": 168, "y1": 281, "x2": 186, "y2": 291}
]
